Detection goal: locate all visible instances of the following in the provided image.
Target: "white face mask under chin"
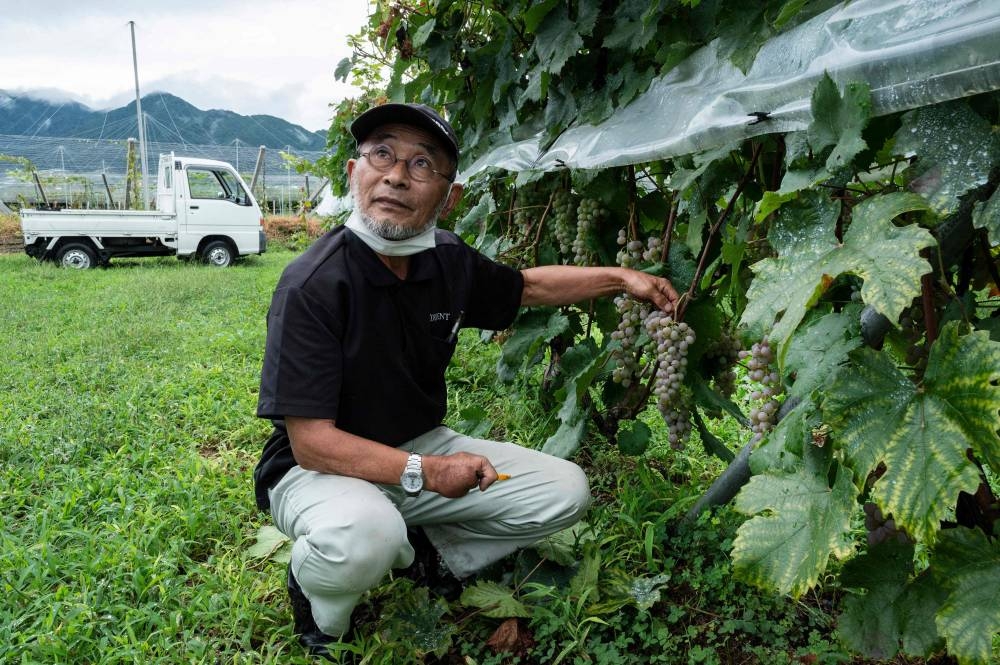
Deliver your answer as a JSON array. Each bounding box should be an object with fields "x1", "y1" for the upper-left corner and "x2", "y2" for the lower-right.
[{"x1": 344, "y1": 209, "x2": 437, "y2": 256}]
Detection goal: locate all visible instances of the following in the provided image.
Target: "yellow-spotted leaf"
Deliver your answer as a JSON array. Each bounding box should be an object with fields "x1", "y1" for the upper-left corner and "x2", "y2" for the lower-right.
[
  {"x1": 740, "y1": 191, "x2": 933, "y2": 361},
  {"x1": 732, "y1": 460, "x2": 855, "y2": 597},
  {"x1": 825, "y1": 323, "x2": 1000, "y2": 543},
  {"x1": 933, "y1": 528, "x2": 1000, "y2": 665}
]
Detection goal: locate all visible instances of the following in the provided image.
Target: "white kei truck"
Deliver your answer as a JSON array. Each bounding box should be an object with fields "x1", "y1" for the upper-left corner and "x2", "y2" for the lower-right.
[{"x1": 20, "y1": 153, "x2": 266, "y2": 268}]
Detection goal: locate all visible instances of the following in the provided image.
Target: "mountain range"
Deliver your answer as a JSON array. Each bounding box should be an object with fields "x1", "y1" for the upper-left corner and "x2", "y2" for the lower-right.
[{"x1": 0, "y1": 90, "x2": 328, "y2": 151}]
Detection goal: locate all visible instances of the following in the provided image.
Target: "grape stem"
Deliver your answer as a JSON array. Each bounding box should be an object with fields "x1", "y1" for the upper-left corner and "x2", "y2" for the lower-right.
[
  {"x1": 627, "y1": 165, "x2": 641, "y2": 241},
  {"x1": 921, "y1": 273, "x2": 938, "y2": 346},
  {"x1": 531, "y1": 190, "x2": 556, "y2": 265},
  {"x1": 680, "y1": 141, "x2": 762, "y2": 319},
  {"x1": 660, "y1": 197, "x2": 678, "y2": 265}
]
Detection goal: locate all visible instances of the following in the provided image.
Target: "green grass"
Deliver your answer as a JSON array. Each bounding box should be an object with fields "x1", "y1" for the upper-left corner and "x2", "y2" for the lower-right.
[
  {"x1": 1, "y1": 250, "x2": 852, "y2": 664},
  {"x1": 1, "y1": 252, "x2": 284, "y2": 663}
]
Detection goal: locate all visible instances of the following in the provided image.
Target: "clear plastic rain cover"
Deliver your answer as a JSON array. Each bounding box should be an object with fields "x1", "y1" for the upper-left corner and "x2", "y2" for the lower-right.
[{"x1": 461, "y1": 0, "x2": 1000, "y2": 179}]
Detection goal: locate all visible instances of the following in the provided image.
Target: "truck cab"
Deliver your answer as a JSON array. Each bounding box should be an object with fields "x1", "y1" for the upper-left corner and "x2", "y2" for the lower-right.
[{"x1": 160, "y1": 154, "x2": 266, "y2": 264}]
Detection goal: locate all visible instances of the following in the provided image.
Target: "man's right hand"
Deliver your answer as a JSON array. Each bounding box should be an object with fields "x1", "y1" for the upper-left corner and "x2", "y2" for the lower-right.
[{"x1": 423, "y1": 452, "x2": 499, "y2": 498}]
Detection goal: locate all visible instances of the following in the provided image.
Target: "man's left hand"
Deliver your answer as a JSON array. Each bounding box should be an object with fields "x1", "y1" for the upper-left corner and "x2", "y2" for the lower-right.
[{"x1": 621, "y1": 270, "x2": 679, "y2": 313}]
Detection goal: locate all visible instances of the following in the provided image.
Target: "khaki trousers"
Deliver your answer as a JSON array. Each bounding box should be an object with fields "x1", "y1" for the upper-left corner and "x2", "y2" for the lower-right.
[{"x1": 268, "y1": 426, "x2": 591, "y2": 637}]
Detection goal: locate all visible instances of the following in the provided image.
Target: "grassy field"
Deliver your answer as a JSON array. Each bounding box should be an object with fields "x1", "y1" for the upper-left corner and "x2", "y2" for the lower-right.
[{"x1": 1, "y1": 249, "x2": 856, "y2": 664}]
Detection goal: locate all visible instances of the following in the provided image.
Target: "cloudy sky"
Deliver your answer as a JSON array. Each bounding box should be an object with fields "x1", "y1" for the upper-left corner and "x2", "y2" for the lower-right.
[{"x1": 0, "y1": 0, "x2": 370, "y2": 132}]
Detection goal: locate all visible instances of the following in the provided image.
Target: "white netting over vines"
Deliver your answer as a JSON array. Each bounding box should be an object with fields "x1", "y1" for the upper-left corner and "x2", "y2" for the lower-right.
[{"x1": 463, "y1": 0, "x2": 1000, "y2": 178}]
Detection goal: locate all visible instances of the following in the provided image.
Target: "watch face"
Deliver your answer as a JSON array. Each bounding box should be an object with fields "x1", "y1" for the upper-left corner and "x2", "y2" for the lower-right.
[{"x1": 401, "y1": 470, "x2": 423, "y2": 493}]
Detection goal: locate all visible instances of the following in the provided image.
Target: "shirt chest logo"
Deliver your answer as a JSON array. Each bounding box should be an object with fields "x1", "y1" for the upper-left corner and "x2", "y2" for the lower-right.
[{"x1": 429, "y1": 312, "x2": 451, "y2": 323}]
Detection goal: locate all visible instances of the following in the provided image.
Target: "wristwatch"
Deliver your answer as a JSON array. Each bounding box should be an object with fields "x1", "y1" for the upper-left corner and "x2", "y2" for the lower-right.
[{"x1": 400, "y1": 453, "x2": 424, "y2": 497}]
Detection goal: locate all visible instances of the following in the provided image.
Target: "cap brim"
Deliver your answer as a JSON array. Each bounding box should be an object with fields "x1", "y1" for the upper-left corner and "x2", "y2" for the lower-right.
[{"x1": 350, "y1": 104, "x2": 459, "y2": 163}]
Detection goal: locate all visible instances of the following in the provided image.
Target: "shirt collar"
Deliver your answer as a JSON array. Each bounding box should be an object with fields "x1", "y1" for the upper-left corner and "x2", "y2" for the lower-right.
[{"x1": 345, "y1": 228, "x2": 438, "y2": 287}]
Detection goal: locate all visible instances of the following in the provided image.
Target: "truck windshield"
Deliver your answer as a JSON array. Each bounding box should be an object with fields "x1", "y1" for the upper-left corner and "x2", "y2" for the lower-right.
[{"x1": 187, "y1": 168, "x2": 251, "y2": 205}]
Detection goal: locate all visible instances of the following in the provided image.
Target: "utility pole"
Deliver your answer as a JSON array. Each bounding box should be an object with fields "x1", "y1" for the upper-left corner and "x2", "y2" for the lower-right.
[
  {"x1": 129, "y1": 20, "x2": 150, "y2": 210},
  {"x1": 250, "y1": 146, "x2": 266, "y2": 208}
]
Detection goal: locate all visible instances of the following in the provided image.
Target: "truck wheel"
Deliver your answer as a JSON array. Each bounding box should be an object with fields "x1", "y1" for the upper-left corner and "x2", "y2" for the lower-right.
[
  {"x1": 57, "y1": 243, "x2": 98, "y2": 269},
  {"x1": 202, "y1": 241, "x2": 234, "y2": 267}
]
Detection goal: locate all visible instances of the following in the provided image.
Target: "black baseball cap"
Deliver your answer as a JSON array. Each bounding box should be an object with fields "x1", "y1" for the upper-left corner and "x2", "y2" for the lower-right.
[{"x1": 350, "y1": 103, "x2": 460, "y2": 164}]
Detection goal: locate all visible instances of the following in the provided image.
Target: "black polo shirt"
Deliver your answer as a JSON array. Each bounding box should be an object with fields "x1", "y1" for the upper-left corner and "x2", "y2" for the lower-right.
[{"x1": 253, "y1": 225, "x2": 524, "y2": 509}]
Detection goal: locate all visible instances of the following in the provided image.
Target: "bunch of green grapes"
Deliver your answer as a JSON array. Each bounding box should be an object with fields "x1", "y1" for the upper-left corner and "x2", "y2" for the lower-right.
[
  {"x1": 512, "y1": 188, "x2": 542, "y2": 242},
  {"x1": 552, "y1": 189, "x2": 576, "y2": 260},
  {"x1": 616, "y1": 229, "x2": 664, "y2": 269},
  {"x1": 740, "y1": 338, "x2": 783, "y2": 441},
  {"x1": 702, "y1": 332, "x2": 742, "y2": 397},
  {"x1": 616, "y1": 228, "x2": 644, "y2": 268},
  {"x1": 642, "y1": 235, "x2": 663, "y2": 263},
  {"x1": 610, "y1": 296, "x2": 651, "y2": 388},
  {"x1": 513, "y1": 207, "x2": 534, "y2": 239},
  {"x1": 646, "y1": 310, "x2": 695, "y2": 449},
  {"x1": 573, "y1": 198, "x2": 605, "y2": 266}
]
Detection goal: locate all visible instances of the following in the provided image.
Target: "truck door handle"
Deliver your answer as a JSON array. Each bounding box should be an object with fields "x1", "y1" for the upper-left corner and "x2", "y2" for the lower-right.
[{"x1": 189, "y1": 205, "x2": 199, "y2": 209}]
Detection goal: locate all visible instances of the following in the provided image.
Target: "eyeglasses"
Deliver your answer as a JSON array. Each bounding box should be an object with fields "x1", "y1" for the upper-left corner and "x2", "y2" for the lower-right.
[{"x1": 359, "y1": 144, "x2": 454, "y2": 182}]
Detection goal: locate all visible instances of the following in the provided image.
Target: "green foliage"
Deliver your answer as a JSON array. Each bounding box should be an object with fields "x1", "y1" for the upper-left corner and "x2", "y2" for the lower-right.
[
  {"x1": 296, "y1": 2, "x2": 1000, "y2": 661},
  {"x1": 0, "y1": 249, "x2": 938, "y2": 664},
  {"x1": 836, "y1": 540, "x2": 945, "y2": 659},
  {"x1": 973, "y1": 186, "x2": 1000, "y2": 247},
  {"x1": 807, "y1": 73, "x2": 872, "y2": 173}
]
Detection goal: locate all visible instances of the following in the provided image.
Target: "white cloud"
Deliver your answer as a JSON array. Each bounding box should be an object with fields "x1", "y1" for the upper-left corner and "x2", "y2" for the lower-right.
[{"x1": 0, "y1": 0, "x2": 370, "y2": 131}]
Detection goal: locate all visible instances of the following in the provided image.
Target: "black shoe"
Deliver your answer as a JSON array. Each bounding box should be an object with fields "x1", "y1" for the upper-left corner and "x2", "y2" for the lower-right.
[
  {"x1": 402, "y1": 527, "x2": 465, "y2": 601},
  {"x1": 287, "y1": 565, "x2": 338, "y2": 657}
]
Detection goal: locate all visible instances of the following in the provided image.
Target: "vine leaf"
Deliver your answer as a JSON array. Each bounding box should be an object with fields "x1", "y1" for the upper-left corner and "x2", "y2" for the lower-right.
[
  {"x1": 824, "y1": 323, "x2": 1000, "y2": 543},
  {"x1": 246, "y1": 525, "x2": 291, "y2": 563},
  {"x1": 380, "y1": 586, "x2": 455, "y2": 658},
  {"x1": 617, "y1": 420, "x2": 651, "y2": 456},
  {"x1": 539, "y1": 341, "x2": 609, "y2": 460},
  {"x1": 783, "y1": 308, "x2": 862, "y2": 400},
  {"x1": 521, "y1": 0, "x2": 560, "y2": 33},
  {"x1": 807, "y1": 74, "x2": 872, "y2": 172},
  {"x1": 748, "y1": 395, "x2": 817, "y2": 475},
  {"x1": 837, "y1": 540, "x2": 915, "y2": 659},
  {"x1": 740, "y1": 191, "x2": 933, "y2": 361},
  {"x1": 933, "y1": 527, "x2": 1000, "y2": 665},
  {"x1": 628, "y1": 573, "x2": 671, "y2": 611},
  {"x1": 454, "y1": 406, "x2": 493, "y2": 439},
  {"x1": 894, "y1": 100, "x2": 1000, "y2": 216},
  {"x1": 532, "y1": 3, "x2": 597, "y2": 76},
  {"x1": 776, "y1": 74, "x2": 871, "y2": 196},
  {"x1": 972, "y1": 186, "x2": 1000, "y2": 248},
  {"x1": 541, "y1": 409, "x2": 586, "y2": 459},
  {"x1": 837, "y1": 540, "x2": 946, "y2": 660},
  {"x1": 732, "y1": 459, "x2": 855, "y2": 597},
  {"x1": 498, "y1": 310, "x2": 570, "y2": 381},
  {"x1": 460, "y1": 581, "x2": 531, "y2": 619},
  {"x1": 604, "y1": 0, "x2": 662, "y2": 51}
]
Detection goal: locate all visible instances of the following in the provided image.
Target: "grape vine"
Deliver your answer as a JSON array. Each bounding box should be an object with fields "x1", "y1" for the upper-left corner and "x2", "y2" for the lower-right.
[{"x1": 327, "y1": 4, "x2": 1000, "y2": 662}]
